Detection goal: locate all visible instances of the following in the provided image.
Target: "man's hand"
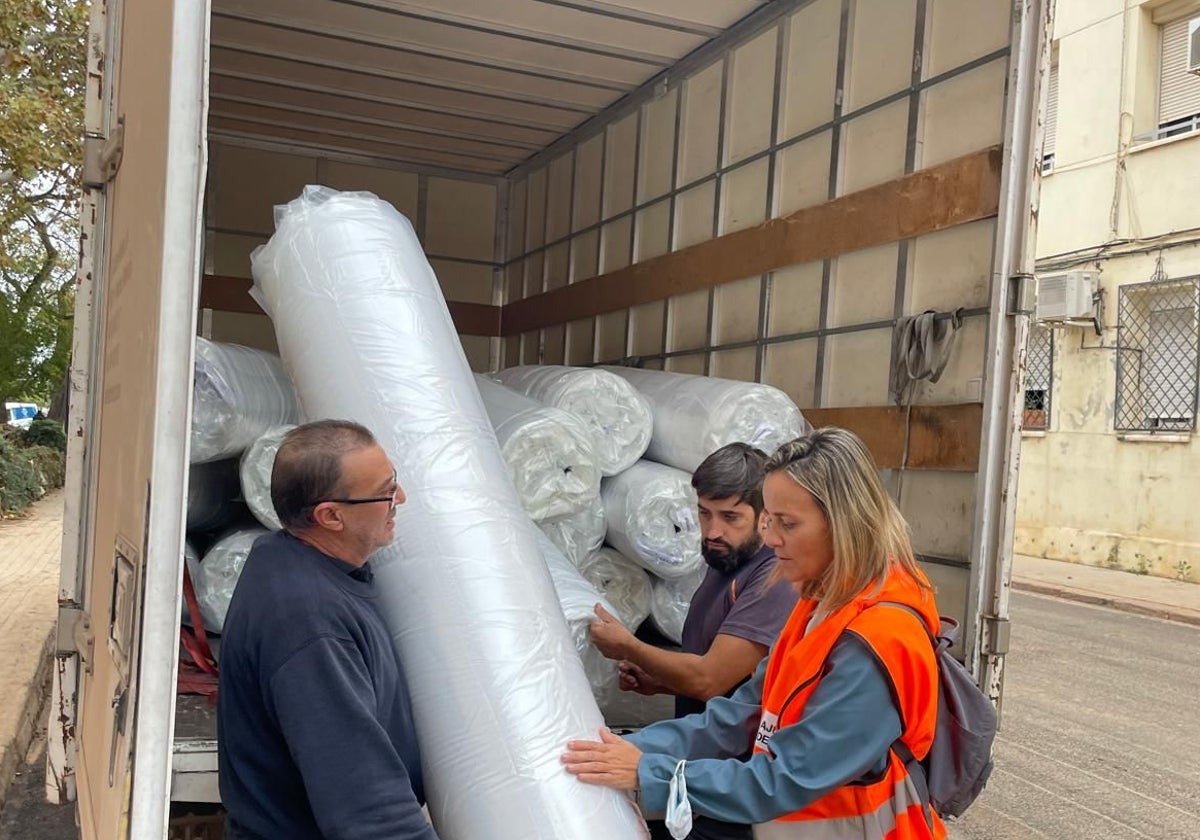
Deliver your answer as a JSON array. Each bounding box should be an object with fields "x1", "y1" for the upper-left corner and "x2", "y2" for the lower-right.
[
  {"x1": 618, "y1": 661, "x2": 666, "y2": 696},
  {"x1": 562, "y1": 728, "x2": 642, "y2": 791},
  {"x1": 589, "y1": 604, "x2": 635, "y2": 660}
]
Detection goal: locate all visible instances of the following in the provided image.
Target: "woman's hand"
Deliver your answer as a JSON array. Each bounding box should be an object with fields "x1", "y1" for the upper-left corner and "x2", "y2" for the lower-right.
[{"x1": 562, "y1": 728, "x2": 642, "y2": 790}]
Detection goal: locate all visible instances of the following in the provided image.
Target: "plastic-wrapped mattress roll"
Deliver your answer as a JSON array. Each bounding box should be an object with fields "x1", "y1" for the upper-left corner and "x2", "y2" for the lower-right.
[
  {"x1": 195, "y1": 528, "x2": 269, "y2": 633},
  {"x1": 601, "y1": 461, "x2": 703, "y2": 581},
  {"x1": 649, "y1": 565, "x2": 708, "y2": 645},
  {"x1": 181, "y1": 541, "x2": 201, "y2": 626},
  {"x1": 239, "y1": 425, "x2": 295, "y2": 531},
  {"x1": 577, "y1": 548, "x2": 652, "y2": 631},
  {"x1": 473, "y1": 375, "x2": 601, "y2": 523},
  {"x1": 492, "y1": 365, "x2": 652, "y2": 476},
  {"x1": 186, "y1": 458, "x2": 246, "y2": 534},
  {"x1": 538, "y1": 494, "x2": 607, "y2": 567},
  {"x1": 191, "y1": 337, "x2": 301, "y2": 463},
  {"x1": 536, "y1": 529, "x2": 619, "y2": 707},
  {"x1": 251, "y1": 186, "x2": 646, "y2": 840},
  {"x1": 600, "y1": 366, "x2": 811, "y2": 473}
]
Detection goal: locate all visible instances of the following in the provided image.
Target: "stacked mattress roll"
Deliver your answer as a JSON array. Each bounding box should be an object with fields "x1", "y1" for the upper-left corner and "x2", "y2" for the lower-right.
[
  {"x1": 191, "y1": 337, "x2": 300, "y2": 464},
  {"x1": 601, "y1": 460, "x2": 703, "y2": 581},
  {"x1": 538, "y1": 494, "x2": 608, "y2": 567},
  {"x1": 577, "y1": 547, "x2": 653, "y2": 632},
  {"x1": 601, "y1": 366, "x2": 810, "y2": 472},
  {"x1": 649, "y1": 564, "x2": 708, "y2": 645},
  {"x1": 194, "y1": 527, "x2": 270, "y2": 634},
  {"x1": 493, "y1": 365, "x2": 652, "y2": 476},
  {"x1": 238, "y1": 425, "x2": 295, "y2": 531},
  {"x1": 474, "y1": 375, "x2": 601, "y2": 523}
]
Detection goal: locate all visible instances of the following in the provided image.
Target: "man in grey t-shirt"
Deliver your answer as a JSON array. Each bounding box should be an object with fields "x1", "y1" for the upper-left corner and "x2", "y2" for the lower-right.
[{"x1": 590, "y1": 443, "x2": 798, "y2": 840}]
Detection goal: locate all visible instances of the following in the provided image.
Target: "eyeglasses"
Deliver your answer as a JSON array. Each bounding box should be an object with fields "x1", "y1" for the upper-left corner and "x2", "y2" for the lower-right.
[{"x1": 319, "y1": 473, "x2": 402, "y2": 512}]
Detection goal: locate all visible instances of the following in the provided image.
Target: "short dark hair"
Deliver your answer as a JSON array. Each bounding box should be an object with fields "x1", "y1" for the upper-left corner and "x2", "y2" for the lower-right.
[
  {"x1": 691, "y1": 442, "x2": 768, "y2": 514},
  {"x1": 271, "y1": 420, "x2": 377, "y2": 532}
]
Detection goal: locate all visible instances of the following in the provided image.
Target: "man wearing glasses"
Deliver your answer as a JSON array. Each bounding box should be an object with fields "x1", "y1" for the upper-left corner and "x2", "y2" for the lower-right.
[{"x1": 218, "y1": 420, "x2": 439, "y2": 840}]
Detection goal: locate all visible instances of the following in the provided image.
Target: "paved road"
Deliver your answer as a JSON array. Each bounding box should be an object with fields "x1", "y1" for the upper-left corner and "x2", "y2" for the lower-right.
[
  {"x1": 950, "y1": 591, "x2": 1200, "y2": 840},
  {"x1": 3, "y1": 590, "x2": 1197, "y2": 838}
]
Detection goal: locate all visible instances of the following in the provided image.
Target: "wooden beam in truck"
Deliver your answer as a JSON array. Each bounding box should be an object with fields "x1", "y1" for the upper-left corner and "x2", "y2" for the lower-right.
[
  {"x1": 803, "y1": 403, "x2": 984, "y2": 473},
  {"x1": 198, "y1": 274, "x2": 503, "y2": 337},
  {"x1": 501, "y1": 146, "x2": 1003, "y2": 335}
]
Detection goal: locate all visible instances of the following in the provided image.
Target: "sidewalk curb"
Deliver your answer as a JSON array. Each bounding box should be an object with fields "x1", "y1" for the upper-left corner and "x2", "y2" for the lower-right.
[
  {"x1": 1013, "y1": 579, "x2": 1200, "y2": 628},
  {"x1": 0, "y1": 628, "x2": 54, "y2": 818}
]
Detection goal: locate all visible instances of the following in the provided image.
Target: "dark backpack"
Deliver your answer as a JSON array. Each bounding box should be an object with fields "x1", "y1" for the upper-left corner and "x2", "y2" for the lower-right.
[{"x1": 871, "y1": 603, "x2": 997, "y2": 820}]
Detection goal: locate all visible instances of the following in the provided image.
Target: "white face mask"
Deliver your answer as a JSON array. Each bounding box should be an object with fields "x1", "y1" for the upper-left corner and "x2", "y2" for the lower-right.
[{"x1": 665, "y1": 759, "x2": 693, "y2": 840}]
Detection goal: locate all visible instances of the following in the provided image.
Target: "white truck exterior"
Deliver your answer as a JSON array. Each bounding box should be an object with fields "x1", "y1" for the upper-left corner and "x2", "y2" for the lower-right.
[{"x1": 49, "y1": 0, "x2": 1052, "y2": 837}]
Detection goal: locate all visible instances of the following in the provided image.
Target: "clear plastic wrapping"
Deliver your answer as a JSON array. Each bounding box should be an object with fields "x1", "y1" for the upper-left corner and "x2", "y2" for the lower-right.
[
  {"x1": 538, "y1": 494, "x2": 607, "y2": 567},
  {"x1": 251, "y1": 186, "x2": 647, "y2": 840},
  {"x1": 536, "y1": 529, "x2": 619, "y2": 707},
  {"x1": 649, "y1": 565, "x2": 708, "y2": 645},
  {"x1": 601, "y1": 461, "x2": 703, "y2": 581},
  {"x1": 190, "y1": 336, "x2": 300, "y2": 464},
  {"x1": 238, "y1": 425, "x2": 295, "y2": 531},
  {"x1": 474, "y1": 375, "x2": 601, "y2": 523},
  {"x1": 493, "y1": 365, "x2": 653, "y2": 476},
  {"x1": 601, "y1": 366, "x2": 811, "y2": 472},
  {"x1": 195, "y1": 528, "x2": 269, "y2": 634},
  {"x1": 577, "y1": 547, "x2": 653, "y2": 631}
]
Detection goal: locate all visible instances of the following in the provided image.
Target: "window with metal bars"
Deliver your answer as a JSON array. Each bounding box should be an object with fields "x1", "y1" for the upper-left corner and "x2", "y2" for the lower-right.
[
  {"x1": 1023, "y1": 324, "x2": 1053, "y2": 429},
  {"x1": 1115, "y1": 278, "x2": 1200, "y2": 432}
]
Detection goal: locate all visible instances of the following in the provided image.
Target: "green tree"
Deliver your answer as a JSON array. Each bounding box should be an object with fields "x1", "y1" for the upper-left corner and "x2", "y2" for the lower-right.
[{"x1": 0, "y1": 0, "x2": 87, "y2": 410}]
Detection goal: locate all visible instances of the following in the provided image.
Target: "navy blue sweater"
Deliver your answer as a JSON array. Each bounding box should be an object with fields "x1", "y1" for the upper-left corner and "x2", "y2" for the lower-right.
[{"x1": 217, "y1": 531, "x2": 438, "y2": 840}]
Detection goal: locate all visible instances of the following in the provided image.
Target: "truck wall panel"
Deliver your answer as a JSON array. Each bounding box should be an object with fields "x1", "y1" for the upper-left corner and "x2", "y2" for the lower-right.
[
  {"x1": 677, "y1": 61, "x2": 723, "y2": 184},
  {"x1": 545, "y1": 242, "x2": 570, "y2": 292},
  {"x1": 639, "y1": 90, "x2": 678, "y2": 204},
  {"x1": 507, "y1": 178, "x2": 528, "y2": 258},
  {"x1": 525, "y1": 167, "x2": 547, "y2": 251},
  {"x1": 840, "y1": 100, "x2": 910, "y2": 195},
  {"x1": 570, "y1": 230, "x2": 600, "y2": 284},
  {"x1": 666, "y1": 354, "x2": 706, "y2": 376},
  {"x1": 920, "y1": 60, "x2": 1008, "y2": 169},
  {"x1": 523, "y1": 254, "x2": 545, "y2": 298},
  {"x1": 600, "y1": 217, "x2": 633, "y2": 272},
  {"x1": 767, "y1": 261, "x2": 824, "y2": 338},
  {"x1": 711, "y1": 346, "x2": 757, "y2": 382},
  {"x1": 845, "y1": 0, "x2": 918, "y2": 112},
  {"x1": 779, "y1": 0, "x2": 841, "y2": 141},
  {"x1": 212, "y1": 146, "x2": 317, "y2": 233},
  {"x1": 319, "y1": 160, "x2": 419, "y2": 219},
  {"x1": 603, "y1": 114, "x2": 638, "y2": 217},
  {"x1": 719, "y1": 157, "x2": 769, "y2": 235},
  {"x1": 572, "y1": 135, "x2": 604, "y2": 232},
  {"x1": 829, "y1": 244, "x2": 899, "y2": 328},
  {"x1": 673, "y1": 182, "x2": 716, "y2": 249},
  {"x1": 635, "y1": 200, "x2": 672, "y2": 262},
  {"x1": 823, "y1": 328, "x2": 893, "y2": 407},
  {"x1": 668, "y1": 290, "x2": 710, "y2": 353},
  {"x1": 546, "y1": 153, "x2": 574, "y2": 244},
  {"x1": 629, "y1": 302, "x2": 665, "y2": 358},
  {"x1": 425, "y1": 177, "x2": 497, "y2": 262},
  {"x1": 900, "y1": 472, "x2": 977, "y2": 559},
  {"x1": 543, "y1": 324, "x2": 567, "y2": 366},
  {"x1": 925, "y1": 0, "x2": 1013, "y2": 78},
  {"x1": 775, "y1": 132, "x2": 834, "y2": 216},
  {"x1": 909, "y1": 219, "x2": 995, "y2": 313},
  {"x1": 566, "y1": 317, "x2": 595, "y2": 366},
  {"x1": 764, "y1": 339, "x2": 819, "y2": 408},
  {"x1": 713, "y1": 276, "x2": 760, "y2": 345},
  {"x1": 596, "y1": 311, "x2": 627, "y2": 361},
  {"x1": 725, "y1": 29, "x2": 778, "y2": 164}
]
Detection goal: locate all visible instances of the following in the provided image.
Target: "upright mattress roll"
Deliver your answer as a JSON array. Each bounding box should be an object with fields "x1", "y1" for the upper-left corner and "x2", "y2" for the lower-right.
[
  {"x1": 251, "y1": 186, "x2": 647, "y2": 840},
  {"x1": 601, "y1": 461, "x2": 703, "y2": 581},
  {"x1": 577, "y1": 548, "x2": 653, "y2": 631},
  {"x1": 239, "y1": 425, "x2": 295, "y2": 531},
  {"x1": 538, "y1": 494, "x2": 607, "y2": 567},
  {"x1": 537, "y1": 529, "x2": 620, "y2": 707},
  {"x1": 649, "y1": 565, "x2": 708, "y2": 645},
  {"x1": 191, "y1": 337, "x2": 300, "y2": 463},
  {"x1": 601, "y1": 366, "x2": 811, "y2": 472},
  {"x1": 492, "y1": 365, "x2": 652, "y2": 476},
  {"x1": 474, "y1": 375, "x2": 601, "y2": 523}
]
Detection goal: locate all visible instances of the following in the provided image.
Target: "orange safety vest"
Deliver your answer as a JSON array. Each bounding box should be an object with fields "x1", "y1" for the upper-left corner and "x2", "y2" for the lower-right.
[{"x1": 751, "y1": 566, "x2": 946, "y2": 840}]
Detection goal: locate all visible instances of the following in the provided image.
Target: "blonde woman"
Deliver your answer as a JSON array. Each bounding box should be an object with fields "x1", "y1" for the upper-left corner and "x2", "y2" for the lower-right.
[{"x1": 563, "y1": 428, "x2": 946, "y2": 840}]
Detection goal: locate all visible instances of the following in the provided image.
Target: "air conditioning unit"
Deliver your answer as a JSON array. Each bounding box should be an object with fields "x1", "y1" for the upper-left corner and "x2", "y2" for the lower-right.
[
  {"x1": 1190, "y1": 18, "x2": 1200, "y2": 76},
  {"x1": 1035, "y1": 270, "x2": 1097, "y2": 323}
]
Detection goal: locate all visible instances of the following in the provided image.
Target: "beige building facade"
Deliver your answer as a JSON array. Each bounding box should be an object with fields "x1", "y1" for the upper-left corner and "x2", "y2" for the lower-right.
[{"x1": 1016, "y1": 0, "x2": 1200, "y2": 581}]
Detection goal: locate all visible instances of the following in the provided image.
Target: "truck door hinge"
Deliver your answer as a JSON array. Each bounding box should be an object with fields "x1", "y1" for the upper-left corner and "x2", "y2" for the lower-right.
[
  {"x1": 981, "y1": 614, "x2": 1011, "y2": 657},
  {"x1": 1008, "y1": 273, "x2": 1035, "y2": 316},
  {"x1": 56, "y1": 606, "x2": 95, "y2": 675},
  {"x1": 82, "y1": 116, "x2": 125, "y2": 189}
]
